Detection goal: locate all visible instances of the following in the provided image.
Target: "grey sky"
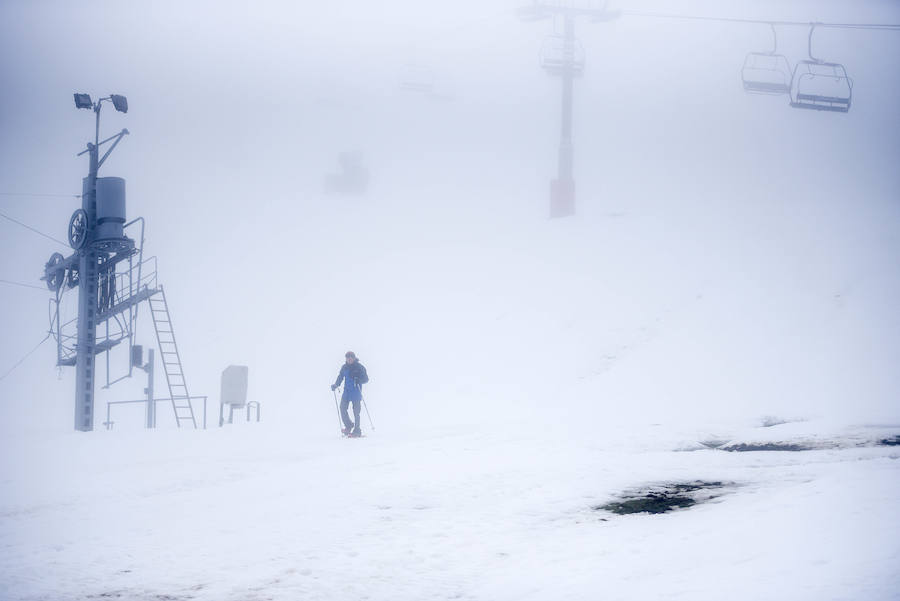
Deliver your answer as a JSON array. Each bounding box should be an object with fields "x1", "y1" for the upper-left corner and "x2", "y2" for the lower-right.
[{"x1": 1, "y1": 1, "x2": 898, "y2": 432}]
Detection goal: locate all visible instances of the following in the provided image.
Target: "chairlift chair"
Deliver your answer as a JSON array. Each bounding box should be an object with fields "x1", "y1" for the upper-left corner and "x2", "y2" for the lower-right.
[
  {"x1": 540, "y1": 34, "x2": 585, "y2": 77},
  {"x1": 742, "y1": 54, "x2": 793, "y2": 94},
  {"x1": 741, "y1": 24, "x2": 792, "y2": 95},
  {"x1": 790, "y1": 24, "x2": 852, "y2": 113},
  {"x1": 791, "y1": 60, "x2": 852, "y2": 112}
]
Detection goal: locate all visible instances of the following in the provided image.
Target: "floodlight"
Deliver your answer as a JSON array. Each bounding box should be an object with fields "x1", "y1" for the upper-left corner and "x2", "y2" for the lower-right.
[
  {"x1": 74, "y1": 93, "x2": 93, "y2": 109},
  {"x1": 110, "y1": 94, "x2": 128, "y2": 113}
]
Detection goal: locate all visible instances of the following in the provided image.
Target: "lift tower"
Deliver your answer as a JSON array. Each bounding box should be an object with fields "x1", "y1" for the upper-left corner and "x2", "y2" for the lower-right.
[
  {"x1": 519, "y1": 1, "x2": 619, "y2": 218},
  {"x1": 41, "y1": 94, "x2": 131, "y2": 431},
  {"x1": 42, "y1": 94, "x2": 200, "y2": 432},
  {"x1": 72, "y1": 94, "x2": 130, "y2": 431}
]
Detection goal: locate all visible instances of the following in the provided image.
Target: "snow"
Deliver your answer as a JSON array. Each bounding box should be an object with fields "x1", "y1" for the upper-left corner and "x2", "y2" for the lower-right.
[{"x1": 1, "y1": 418, "x2": 898, "y2": 601}]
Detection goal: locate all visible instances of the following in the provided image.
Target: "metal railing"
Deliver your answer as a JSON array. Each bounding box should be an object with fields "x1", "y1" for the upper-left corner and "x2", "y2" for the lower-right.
[
  {"x1": 104, "y1": 395, "x2": 208, "y2": 430},
  {"x1": 53, "y1": 255, "x2": 160, "y2": 366},
  {"x1": 219, "y1": 401, "x2": 262, "y2": 426},
  {"x1": 110, "y1": 255, "x2": 158, "y2": 307}
]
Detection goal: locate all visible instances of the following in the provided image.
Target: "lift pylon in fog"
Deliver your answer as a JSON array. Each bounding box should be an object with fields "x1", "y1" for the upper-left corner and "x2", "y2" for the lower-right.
[{"x1": 519, "y1": 1, "x2": 619, "y2": 218}]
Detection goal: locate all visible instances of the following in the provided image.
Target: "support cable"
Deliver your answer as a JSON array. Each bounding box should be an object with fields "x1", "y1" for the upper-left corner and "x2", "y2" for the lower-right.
[
  {"x1": 620, "y1": 11, "x2": 900, "y2": 31},
  {"x1": 0, "y1": 279, "x2": 46, "y2": 291},
  {"x1": 0, "y1": 333, "x2": 51, "y2": 382},
  {"x1": 0, "y1": 192, "x2": 81, "y2": 199},
  {"x1": 0, "y1": 210, "x2": 69, "y2": 248}
]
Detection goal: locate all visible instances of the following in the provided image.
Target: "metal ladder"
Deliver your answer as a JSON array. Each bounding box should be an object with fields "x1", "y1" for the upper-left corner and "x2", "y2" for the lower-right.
[{"x1": 148, "y1": 285, "x2": 198, "y2": 428}]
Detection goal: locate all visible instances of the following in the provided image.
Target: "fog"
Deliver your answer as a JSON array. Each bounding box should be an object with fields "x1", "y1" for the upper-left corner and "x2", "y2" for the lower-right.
[{"x1": 1, "y1": 0, "x2": 899, "y2": 436}]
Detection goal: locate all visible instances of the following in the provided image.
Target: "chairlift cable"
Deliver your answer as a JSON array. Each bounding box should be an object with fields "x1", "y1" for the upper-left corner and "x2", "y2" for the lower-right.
[
  {"x1": 0, "y1": 192, "x2": 81, "y2": 199},
  {"x1": 620, "y1": 11, "x2": 900, "y2": 31},
  {"x1": 0, "y1": 210, "x2": 69, "y2": 248},
  {"x1": 0, "y1": 279, "x2": 47, "y2": 292},
  {"x1": 0, "y1": 333, "x2": 51, "y2": 382}
]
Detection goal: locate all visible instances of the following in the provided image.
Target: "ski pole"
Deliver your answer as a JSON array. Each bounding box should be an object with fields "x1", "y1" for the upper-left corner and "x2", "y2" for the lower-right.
[
  {"x1": 332, "y1": 388, "x2": 343, "y2": 436},
  {"x1": 361, "y1": 393, "x2": 375, "y2": 431}
]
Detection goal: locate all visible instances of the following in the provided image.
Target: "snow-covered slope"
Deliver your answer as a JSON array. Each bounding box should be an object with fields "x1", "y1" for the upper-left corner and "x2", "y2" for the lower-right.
[
  {"x1": 2, "y1": 417, "x2": 898, "y2": 601},
  {"x1": 2, "y1": 183, "x2": 899, "y2": 600}
]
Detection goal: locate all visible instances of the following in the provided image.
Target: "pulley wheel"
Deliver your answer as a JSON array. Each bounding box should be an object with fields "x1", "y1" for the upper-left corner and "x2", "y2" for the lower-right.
[
  {"x1": 68, "y1": 209, "x2": 88, "y2": 250},
  {"x1": 45, "y1": 252, "x2": 65, "y2": 291}
]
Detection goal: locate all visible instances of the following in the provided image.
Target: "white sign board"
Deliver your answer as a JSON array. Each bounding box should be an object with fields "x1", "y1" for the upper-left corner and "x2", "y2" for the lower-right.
[{"x1": 221, "y1": 365, "x2": 249, "y2": 407}]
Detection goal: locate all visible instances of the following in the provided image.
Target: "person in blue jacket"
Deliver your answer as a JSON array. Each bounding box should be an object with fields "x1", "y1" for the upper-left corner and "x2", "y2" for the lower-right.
[{"x1": 332, "y1": 351, "x2": 369, "y2": 437}]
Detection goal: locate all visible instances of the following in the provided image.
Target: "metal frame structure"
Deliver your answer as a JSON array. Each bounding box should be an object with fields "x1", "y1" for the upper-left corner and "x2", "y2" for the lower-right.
[
  {"x1": 594, "y1": 11, "x2": 899, "y2": 115},
  {"x1": 741, "y1": 24, "x2": 793, "y2": 95},
  {"x1": 519, "y1": 1, "x2": 620, "y2": 218},
  {"x1": 40, "y1": 95, "x2": 134, "y2": 431},
  {"x1": 218, "y1": 364, "x2": 260, "y2": 427},
  {"x1": 790, "y1": 25, "x2": 852, "y2": 112},
  {"x1": 148, "y1": 286, "x2": 199, "y2": 428},
  {"x1": 540, "y1": 34, "x2": 586, "y2": 77},
  {"x1": 219, "y1": 400, "x2": 260, "y2": 427},
  {"x1": 105, "y1": 396, "x2": 208, "y2": 430},
  {"x1": 47, "y1": 225, "x2": 155, "y2": 371},
  {"x1": 42, "y1": 93, "x2": 200, "y2": 431}
]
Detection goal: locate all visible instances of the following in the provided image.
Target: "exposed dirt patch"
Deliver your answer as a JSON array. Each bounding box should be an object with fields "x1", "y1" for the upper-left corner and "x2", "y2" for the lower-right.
[
  {"x1": 88, "y1": 592, "x2": 194, "y2": 601},
  {"x1": 722, "y1": 442, "x2": 812, "y2": 452},
  {"x1": 596, "y1": 481, "x2": 729, "y2": 515},
  {"x1": 879, "y1": 435, "x2": 900, "y2": 446}
]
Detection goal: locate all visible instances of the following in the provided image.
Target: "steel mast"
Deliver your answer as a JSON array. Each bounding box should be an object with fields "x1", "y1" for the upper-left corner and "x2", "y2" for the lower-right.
[
  {"x1": 48, "y1": 93, "x2": 130, "y2": 430},
  {"x1": 519, "y1": 1, "x2": 620, "y2": 218}
]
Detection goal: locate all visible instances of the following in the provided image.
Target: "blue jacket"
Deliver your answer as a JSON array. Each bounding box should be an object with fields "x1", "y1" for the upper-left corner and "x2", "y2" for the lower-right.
[{"x1": 334, "y1": 362, "x2": 368, "y2": 402}]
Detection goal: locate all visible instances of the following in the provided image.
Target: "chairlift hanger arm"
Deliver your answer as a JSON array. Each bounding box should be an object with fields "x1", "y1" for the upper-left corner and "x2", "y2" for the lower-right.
[{"x1": 806, "y1": 23, "x2": 826, "y2": 63}]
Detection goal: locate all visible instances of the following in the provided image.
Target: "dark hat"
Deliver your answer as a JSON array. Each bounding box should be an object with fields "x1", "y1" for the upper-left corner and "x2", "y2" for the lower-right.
[{"x1": 345, "y1": 351, "x2": 357, "y2": 359}]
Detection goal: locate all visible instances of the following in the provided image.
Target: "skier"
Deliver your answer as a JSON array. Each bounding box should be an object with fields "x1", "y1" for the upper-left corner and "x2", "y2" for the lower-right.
[{"x1": 331, "y1": 351, "x2": 369, "y2": 437}]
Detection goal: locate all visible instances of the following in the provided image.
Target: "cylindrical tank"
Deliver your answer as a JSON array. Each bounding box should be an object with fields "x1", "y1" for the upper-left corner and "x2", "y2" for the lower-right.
[{"x1": 95, "y1": 177, "x2": 126, "y2": 241}]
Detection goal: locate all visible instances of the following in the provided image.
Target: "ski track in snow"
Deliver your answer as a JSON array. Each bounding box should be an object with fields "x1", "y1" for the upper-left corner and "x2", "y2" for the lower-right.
[{"x1": 1, "y1": 421, "x2": 898, "y2": 601}]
